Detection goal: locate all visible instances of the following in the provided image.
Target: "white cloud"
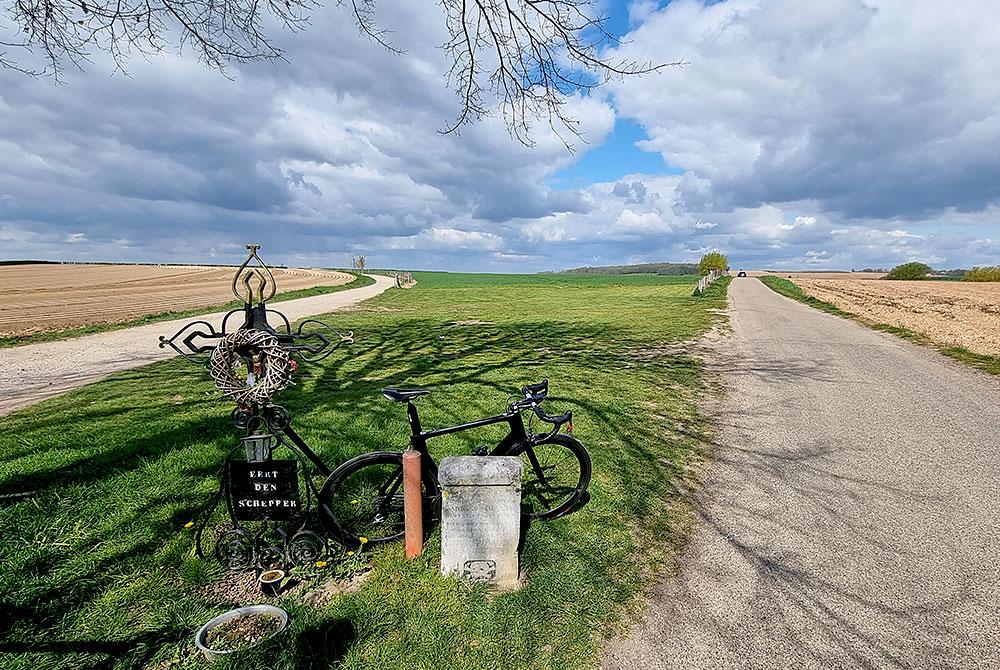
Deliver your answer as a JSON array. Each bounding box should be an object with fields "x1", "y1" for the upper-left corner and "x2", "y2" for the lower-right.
[
  {"x1": 0, "y1": 0, "x2": 997, "y2": 270},
  {"x1": 609, "y1": 0, "x2": 1000, "y2": 221}
]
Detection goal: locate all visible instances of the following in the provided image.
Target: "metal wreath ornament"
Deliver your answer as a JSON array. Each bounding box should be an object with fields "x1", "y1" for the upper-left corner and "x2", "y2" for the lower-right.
[{"x1": 209, "y1": 328, "x2": 291, "y2": 406}]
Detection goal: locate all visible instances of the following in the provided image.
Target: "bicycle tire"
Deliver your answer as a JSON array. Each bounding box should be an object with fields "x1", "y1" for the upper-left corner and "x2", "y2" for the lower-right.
[
  {"x1": 318, "y1": 451, "x2": 440, "y2": 549},
  {"x1": 508, "y1": 434, "x2": 591, "y2": 520}
]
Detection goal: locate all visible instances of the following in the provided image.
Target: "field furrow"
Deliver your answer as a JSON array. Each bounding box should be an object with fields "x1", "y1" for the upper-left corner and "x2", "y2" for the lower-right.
[
  {"x1": 0, "y1": 264, "x2": 353, "y2": 337},
  {"x1": 793, "y1": 278, "x2": 1000, "y2": 356}
]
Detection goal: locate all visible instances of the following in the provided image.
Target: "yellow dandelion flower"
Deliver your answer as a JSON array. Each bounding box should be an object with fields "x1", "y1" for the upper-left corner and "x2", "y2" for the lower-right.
[
  {"x1": 350, "y1": 499, "x2": 359, "y2": 505},
  {"x1": 184, "y1": 521, "x2": 194, "y2": 529},
  {"x1": 315, "y1": 560, "x2": 328, "y2": 568},
  {"x1": 359, "y1": 536, "x2": 369, "y2": 545},
  {"x1": 346, "y1": 551, "x2": 355, "y2": 556}
]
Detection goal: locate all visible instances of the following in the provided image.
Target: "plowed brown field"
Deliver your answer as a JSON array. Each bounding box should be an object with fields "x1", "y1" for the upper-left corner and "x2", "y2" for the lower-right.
[
  {"x1": 750, "y1": 271, "x2": 886, "y2": 280},
  {"x1": 793, "y1": 278, "x2": 1000, "y2": 356},
  {"x1": 0, "y1": 264, "x2": 353, "y2": 337}
]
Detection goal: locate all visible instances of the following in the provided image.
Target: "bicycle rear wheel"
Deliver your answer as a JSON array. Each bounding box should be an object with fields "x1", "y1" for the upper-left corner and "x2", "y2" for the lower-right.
[
  {"x1": 318, "y1": 451, "x2": 439, "y2": 549},
  {"x1": 508, "y1": 434, "x2": 591, "y2": 520}
]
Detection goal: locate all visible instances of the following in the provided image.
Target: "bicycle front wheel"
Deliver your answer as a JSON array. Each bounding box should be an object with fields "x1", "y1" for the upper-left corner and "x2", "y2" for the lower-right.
[
  {"x1": 509, "y1": 434, "x2": 591, "y2": 520},
  {"x1": 318, "y1": 451, "x2": 439, "y2": 549}
]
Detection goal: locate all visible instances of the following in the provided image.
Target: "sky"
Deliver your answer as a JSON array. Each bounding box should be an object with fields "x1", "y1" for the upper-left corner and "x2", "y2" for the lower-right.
[{"x1": 1, "y1": 0, "x2": 998, "y2": 272}]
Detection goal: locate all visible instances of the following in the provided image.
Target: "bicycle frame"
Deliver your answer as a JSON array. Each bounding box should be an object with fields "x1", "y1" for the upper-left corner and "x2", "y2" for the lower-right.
[
  {"x1": 402, "y1": 401, "x2": 558, "y2": 488},
  {"x1": 405, "y1": 400, "x2": 529, "y2": 455}
]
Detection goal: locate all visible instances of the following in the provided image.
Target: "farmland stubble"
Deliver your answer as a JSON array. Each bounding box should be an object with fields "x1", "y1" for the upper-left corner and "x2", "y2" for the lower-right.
[
  {"x1": 0, "y1": 264, "x2": 353, "y2": 337},
  {"x1": 794, "y1": 278, "x2": 1000, "y2": 356}
]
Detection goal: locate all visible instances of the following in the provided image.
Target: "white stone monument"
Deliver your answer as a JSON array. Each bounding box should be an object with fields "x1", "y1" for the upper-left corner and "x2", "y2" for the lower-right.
[{"x1": 438, "y1": 456, "x2": 523, "y2": 589}]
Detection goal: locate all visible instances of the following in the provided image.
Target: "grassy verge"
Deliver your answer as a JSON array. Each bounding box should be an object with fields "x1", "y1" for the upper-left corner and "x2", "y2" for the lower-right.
[
  {"x1": 0, "y1": 273, "x2": 376, "y2": 349},
  {"x1": 0, "y1": 272, "x2": 728, "y2": 670},
  {"x1": 759, "y1": 275, "x2": 1000, "y2": 375}
]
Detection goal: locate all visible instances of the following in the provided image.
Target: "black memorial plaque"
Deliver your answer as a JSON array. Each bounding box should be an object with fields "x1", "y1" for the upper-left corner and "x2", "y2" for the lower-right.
[{"x1": 230, "y1": 460, "x2": 301, "y2": 521}]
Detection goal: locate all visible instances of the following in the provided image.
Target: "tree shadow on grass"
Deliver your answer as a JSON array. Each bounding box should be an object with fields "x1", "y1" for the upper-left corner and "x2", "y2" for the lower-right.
[
  {"x1": 292, "y1": 619, "x2": 357, "y2": 670},
  {"x1": 1, "y1": 316, "x2": 707, "y2": 670},
  {"x1": 0, "y1": 619, "x2": 186, "y2": 670},
  {"x1": 0, "y1": 412, "x2": 229, "y2": 496}
]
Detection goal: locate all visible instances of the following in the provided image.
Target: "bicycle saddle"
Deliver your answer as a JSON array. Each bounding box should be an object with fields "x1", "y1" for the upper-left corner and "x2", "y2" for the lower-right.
[{"x1": 381, "y1": 388, "x2": 430, "y2": 403}]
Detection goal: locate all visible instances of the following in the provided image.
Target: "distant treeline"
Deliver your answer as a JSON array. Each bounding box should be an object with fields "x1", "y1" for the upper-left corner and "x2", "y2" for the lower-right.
[
  {"x1": 856, "y1": 268, "x2": 967, "y2": 277},
  {"x1": 546, "y1": 262, "x2": 699, "y2": 276},
  {"x1": 0, "y1": 259, "x2": 61, "y2": 265},
  {"x1": 963, "y1": 266, "x2": 1000, "y2": 282},
  {"x1": 881, "y1": 262, "x2": 998, "y2": 281}
]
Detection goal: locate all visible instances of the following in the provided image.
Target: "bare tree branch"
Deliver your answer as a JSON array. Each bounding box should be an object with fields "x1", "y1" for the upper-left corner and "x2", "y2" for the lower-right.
[
  {"x1": 438, "y1": 0, "x2": 684, "y2": 148},
  {"x1": 1, "y1": 0, "x2": 682, "y2": 146}
]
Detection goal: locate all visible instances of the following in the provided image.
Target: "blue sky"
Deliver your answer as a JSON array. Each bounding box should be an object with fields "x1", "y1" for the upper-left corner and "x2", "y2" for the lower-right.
[
  {"x1": 550, "y1": 118, "x2": 682, "y2": 189},
  {"x1": 1, "y1": 0, "x2": 998, "y2": 271},
  {"x1": 551, "y1": 0, "x2": 681, "y2": 189}
]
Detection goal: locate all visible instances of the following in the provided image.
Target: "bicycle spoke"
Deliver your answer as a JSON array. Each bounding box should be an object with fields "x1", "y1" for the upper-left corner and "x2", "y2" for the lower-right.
[
  {"x1": 515, "y1": 438, "x2": 585, "y2": 517},
  {"x1": 327, "y1": 461, "x2": 407, "y2": 543},
  {"x1": 320, "y1": 450, "x2": 444, "y2": 549}
]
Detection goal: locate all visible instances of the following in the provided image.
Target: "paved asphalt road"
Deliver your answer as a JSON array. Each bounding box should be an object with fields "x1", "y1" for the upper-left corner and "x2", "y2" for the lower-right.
[
  {"x1": 604, "y1": 277, "x2": 1000, "y2": 669},
  {"x1": 0, "y1": 274, "x2": 395, "y2": 416}
]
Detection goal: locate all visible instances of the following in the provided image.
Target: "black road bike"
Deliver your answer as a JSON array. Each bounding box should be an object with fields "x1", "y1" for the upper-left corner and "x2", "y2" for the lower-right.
[{"x1": 318, "y1": 380, "x2": 592, "y2": 548}]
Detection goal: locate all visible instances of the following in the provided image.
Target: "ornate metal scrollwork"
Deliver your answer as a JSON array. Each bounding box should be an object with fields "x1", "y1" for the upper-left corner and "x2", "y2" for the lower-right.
[
  {"x1": 232, "y1": 243, "x2": 278, "y2": 306},
  {"x1": 157, "y1": 313, "x2": 241, "y2": 363},
  {"x1": 159, "y1": 243, "x2": 354, "y2": 370},
  {"x1": 284, "y1": 319, "x2": 355, "y2": 363},
  {"x1": 288, "y1": 530, "x2": 328, "y2": 565},
  {"x1": 168, "y1": 244, "x2": 356, "y2": 571},
  {"x1": 209, "y1": 524, "x2": 331, "y2": 572},
  {"x1": 215, "y1": 528, "x2": 255, "y2": 571}
]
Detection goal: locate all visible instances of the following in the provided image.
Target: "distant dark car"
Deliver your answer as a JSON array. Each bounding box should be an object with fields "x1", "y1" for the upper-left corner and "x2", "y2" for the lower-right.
[{"x1": 737, "y1": 271, "x2": 747, "y2": 277}]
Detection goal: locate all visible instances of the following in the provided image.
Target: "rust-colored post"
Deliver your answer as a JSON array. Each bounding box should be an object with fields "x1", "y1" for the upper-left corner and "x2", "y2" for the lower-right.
[{"x1": 402, "y1": 450, "x2": 424, "y2": 558}]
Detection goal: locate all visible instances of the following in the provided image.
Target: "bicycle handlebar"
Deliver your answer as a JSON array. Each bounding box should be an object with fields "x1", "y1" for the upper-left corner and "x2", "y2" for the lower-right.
[
  {"x1": 510, "y1": 379, "x2": 572, "y2": 440},
  {"x1": 532, "y1": 405, "x2": 571, "y2": 426},
  {"x1": 532, "y1": 405, "x2": 571, "y2": 441},
  {"x1": 521, "y1": 379, "x2": 548, "y2": 400}
]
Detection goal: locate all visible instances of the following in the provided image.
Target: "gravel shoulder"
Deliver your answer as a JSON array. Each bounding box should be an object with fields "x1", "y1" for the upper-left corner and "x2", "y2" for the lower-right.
[
  {"x1": 0, "y1": 274, "x2": 395, "y2": 416},
  {"x1": 603, "y1": 277, "x2": 1000, "y2": 669}
]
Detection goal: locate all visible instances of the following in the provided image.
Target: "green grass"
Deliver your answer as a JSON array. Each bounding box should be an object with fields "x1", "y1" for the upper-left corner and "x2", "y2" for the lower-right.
[
  {"x1": 0, "y1": 272, "x2": 727, "y2": 670},
  {"x1": 759, "y1": 275, "x2": 1000, "y2": 375},
  {"x1": 757, "y1": 276, "x2": 853, "y2": 317},
  {"x1": 413, "y1": 271, "x2": 700, "y2": 289},
  {"x1": 0, "y1": 274, "x2": 376, "y2": 349}
]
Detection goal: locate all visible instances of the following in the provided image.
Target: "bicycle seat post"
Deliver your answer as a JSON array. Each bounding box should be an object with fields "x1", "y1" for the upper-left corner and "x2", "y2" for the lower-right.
[{"x1": 406, "y1": 400, "x2": 423, "y2": 437}]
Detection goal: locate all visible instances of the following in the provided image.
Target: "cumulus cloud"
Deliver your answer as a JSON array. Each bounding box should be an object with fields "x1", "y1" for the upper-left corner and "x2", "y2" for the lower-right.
[
  {"x1": 0, "y1": 0, "x2": 997, "y2": 270},
  {"x1": 608, "y1": 0, "x2": 1000, "y2": 227}
]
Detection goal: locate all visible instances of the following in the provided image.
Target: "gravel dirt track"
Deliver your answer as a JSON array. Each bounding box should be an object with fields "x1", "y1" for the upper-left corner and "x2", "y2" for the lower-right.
[
  {"x1": 603, "y1": 277, "x2": 1000, "y2": 670},
  {"x1": 0, "y1": 264, "x2": 354, "y2": 337},
  {"x1": 0, "y1": 274, "x2": 395, "y2": 416}
]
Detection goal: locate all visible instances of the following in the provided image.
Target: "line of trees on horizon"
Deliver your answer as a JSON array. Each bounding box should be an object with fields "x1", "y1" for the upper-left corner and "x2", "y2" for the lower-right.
[
  {"x1": 882, "y1": 262, "x2": 999, "y2": 281},
  {"x1": 550, "y1": 262, "x2": 699, "y2": 276}
]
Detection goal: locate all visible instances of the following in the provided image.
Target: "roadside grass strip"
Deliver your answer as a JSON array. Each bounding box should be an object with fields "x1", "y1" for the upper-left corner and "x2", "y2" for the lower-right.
[
  {"x1": 0, "y1": 272, "x2": 727, "y2": 670},
  {"x1": 0, "y1": 273, "x2": 376, "y2": 349},
  {"x1": 758, "y1": 275, "x2": 1000, "y2": 376}
]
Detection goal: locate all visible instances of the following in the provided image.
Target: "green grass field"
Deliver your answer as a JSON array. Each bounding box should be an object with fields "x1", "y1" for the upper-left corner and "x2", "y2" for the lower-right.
[
  {"x1": 759, "y1": 275, "x2": 1000, "y2": 375},
  {"x1": 0, "y1": 272, "x2": 729, "y2": 670},
  {"x1": 0, "y1": 273, "x2": 376, "y2": 349}
]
